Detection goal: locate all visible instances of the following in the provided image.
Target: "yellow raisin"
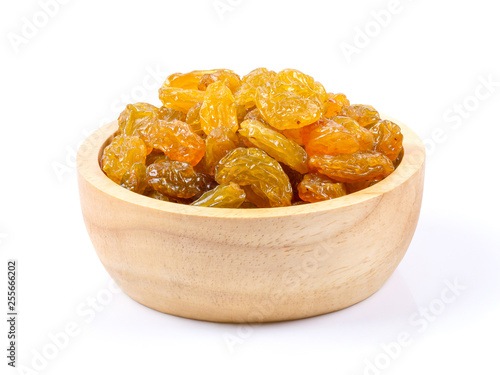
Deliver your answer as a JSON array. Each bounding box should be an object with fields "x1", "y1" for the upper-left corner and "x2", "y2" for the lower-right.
[
  {"x1": 158, "y1": 87, "x2": 205, "y2": 113},
  {"x1": 301, "y1": 118, "x2": 359, "y2": 156},
  {"x1": 101, "y1": 135, "x2": 148, "y2": 184},
  {"x1": 205, "y1": 127, "x2": 240, "y2": 174},
  {"x1": 298, "y1": 173, "x2": 347, "y2": 203},
  {"x1": 120, "y1": 163, "x2": 148, "y2": 194},
  {"x1": 339, "y1": 105, "x2": 380, "y2": 128},
  {"x1": 238, "y1": 119, "x2": 308, "y2": 173},
  {"x1": 308, "y1": 152, "x2": 394, "y2": 183},
  {"x1": 139, "y1": 120, "x2": 205, "y2": 166},
  {"x1": 200, "y1": 81, "x2": 238, "y2": 135},
  {"x1": 215, "y1": 148, "x2": 292, "y2": 207},
  {"x1": 191, "y1": 182, "x2": 246, "y2": 208},
  {"x1": 369, "y1": 119, "x2": 404, "y2": 161}
]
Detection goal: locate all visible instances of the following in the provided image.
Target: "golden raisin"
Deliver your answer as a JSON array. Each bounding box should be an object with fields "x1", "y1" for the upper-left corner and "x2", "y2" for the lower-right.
[
  {"x1": 158, "y1": 87, "x2": 205, "y2": 113},
  {"x1": 301, "y1": 118, "x2": 359, "y2": 156},
  {"x1": 146, "y1": 159, "x2": 212, "y2": 199},
  {"x1": 118, "y1": 103, "x2": 159, "y2": 136},
  {"x1": 339, "y1": 105, "x2": 380, "y2": 128},
  {"x1": 101, "y1": 135, "x2": 148, "y2": 183},
  {"x1": 298, "y1": 173, "x2": 347, "y2": 203},
  {"x1": 324, "y1": 93, "x2": 350, "y2": 118},
  {"x1": 369, "y1": 119, "x2": 404, "y2": 161},
  {"x1": 120, "y1": 163, "x2": 148, "y2": 194},
  {"x1": 200, "y1": 81, "x2": 239, "y2": 135},
  {"x1": 331, "y1": 116, "x2": 374, "y2": 151},
  {"x1": 308, "y1": 152, "x2": 394, "y2": 183},
  {"x1": 215, "y1": 148, "x2": 292, "y2": 207},
  {"x1": 205, "y1": 127, "x2": 240, "y2": 174},
  {"x1": 191, "y1": 182, "x2": 246, "y2": 208},
  {"x1": 238, "y1": 119, "x2": 308, "y2": 173},
  {"x1": 139, "y1": 120, "x2": 205, "y2": 166},
  {"x1": 198, "y1": 69, "x2": 241, "y2": 93}
]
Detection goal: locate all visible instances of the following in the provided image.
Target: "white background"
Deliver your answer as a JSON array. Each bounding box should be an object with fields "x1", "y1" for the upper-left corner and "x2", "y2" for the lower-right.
[{"x1": 1, "y1": 0, "x2": 500, "y2": 374}]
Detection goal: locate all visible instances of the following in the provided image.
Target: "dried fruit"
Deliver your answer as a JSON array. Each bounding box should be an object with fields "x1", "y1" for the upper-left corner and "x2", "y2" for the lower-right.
[
  {"x1": 331, "y1": 116, "x2": 374, "y2": 151},
  {"x1": 281, "y1": 128, "x2": 304, "y2": 146},
  {"x1": 158, "y1": 87, "x2": 205, "y2": 113},
  {"x1": 277, "y1": 69, "x2": 328, "y2": 112},
  {"x1": 191, "y1": 182, "x2": 246, "y2": 208},
  {"x1": 309, "y1": 152, "x2": 394, "y2": 183},
  {"x1": 185, "y1": 102, "x2": 204, "y2": 136},
  {"x1": 255, "y1": 79, "x2": 325, "y2": 130},
  {"x1": 198, "y1": 69, "x2": 241, "y2": 93},
  {"x1": 234, "y1": 68, "x2": 279, "y2": 109},
  {"x1": 301, "y1": 118, "x2": 360, "y2": 156},
  {"x1": 162, "y1": 70, "x2": 219, "y2": 90},
  {"x1": 339, "y1": 105, "x2": 380, "y2": 128},
  {"x1": 205, "y1": 127, "x2": 240, "y2": 174},
  {"x1": 298, "y1": 173, "x2": 347, "y2": 203},
  {"x1": 101, "y1": 135, "x2": 148, "y2": 183},
  {"x1": 118, "y1": 103, "x2": 159, "y2": 136},
  {"x1": 238, "y1": 119, "x2": 308, "y2": 173},
  {"x1": 103, "y1": 67, "x2": 404, "y2": 207},
  {"x1": 139, "y1": 120, "x2": 205, "y2": 166},
  {"x1": 200, "y1": 81, "x2": 239, "y2": 135},
  {"x1": 120, "y1": 163, "x2": 148, "y2": 194},
  {"x1": 146, "y1": 159, "x2": 212, "y2": 199},
  {"x1": 325, "y1": 93, "x2": 350, "y2": 118},
  {"x1": 369, "y1": 119, "x2": 403, "y2": 161},
  {"x1": 215, "y1": 148, "x2": 292, "y2": 207},
  {"x1": 158, "y1": 106, "x2": 186, "y2": 122}
]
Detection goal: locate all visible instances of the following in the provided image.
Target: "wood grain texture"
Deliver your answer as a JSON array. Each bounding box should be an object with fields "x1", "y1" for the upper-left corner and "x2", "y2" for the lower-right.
[{"x1": 77, "y1": 115, "x2": 425, "y2": 322}]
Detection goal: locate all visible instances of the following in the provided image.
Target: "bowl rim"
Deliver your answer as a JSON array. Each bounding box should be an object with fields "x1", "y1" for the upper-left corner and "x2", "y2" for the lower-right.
[{"x1": 77, "y1": 114, "x2": 425, "y2": 219}]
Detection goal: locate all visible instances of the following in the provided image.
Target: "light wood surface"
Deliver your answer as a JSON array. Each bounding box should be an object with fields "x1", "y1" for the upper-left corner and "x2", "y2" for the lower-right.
[{"x1": 77, "y1": 115, "x2": 425, "y2": 323}]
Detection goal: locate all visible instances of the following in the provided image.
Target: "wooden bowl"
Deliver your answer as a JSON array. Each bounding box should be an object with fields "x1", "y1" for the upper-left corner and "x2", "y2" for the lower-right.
[{"x1": 77, "y1": 115, "x2": 425, "y2": 323}]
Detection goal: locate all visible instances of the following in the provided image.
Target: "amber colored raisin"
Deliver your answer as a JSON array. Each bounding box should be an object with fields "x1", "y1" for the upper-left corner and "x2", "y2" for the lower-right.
[
  {"x1": 369, "y1": 119, "x2": 404, "y2": 161},
  {"x1": 339, "y1": 105, "x2": 380, "y2": 128},
  {"x1": 239, "y1": 119, "x2": 308, "y2": 173},
  {"x1": 324, "y1": 93, "x2": 350, "y2": 118},
  {"x1": 101, "y1": 135, "x2": 148, "y2": 184},
  {"x1": 234, "y1": 68, "x2": 279, "y2": 109},
  {"x1": 185, "y1": 102, "x2": 204, "y2": 136},
  {"x1": 308, "y1": 152, "x2": 394, "y2": 183},
  {"x1": 205, "y1": 127, "x2": 239, "y2": 174},
  {"x1": 162, "y1": 70, "x2": 220, "y2": 90},
  {"x1": 158, "y1": 106, "x2": 186, "y2": 122},
  {"x1": 146, "y1": 159, "x2": 212, "y2": 199},
  {"x1": 298, "y1": 173, "x2": 347, "y2": 203},
  {"x1": 118, "y1": 103, "x2": 159, "y2": 136},
  {"x1": 256, "y1": 80, "x2": 325, "y2": 130},
  {"x1": 120, "y1": 163, "x2": 148, "y2": 194},
  {"x1": 198, "y1": 69, "x2": 241, "y2": 93},
  {"x1": 191, "y1": 182, "x2": 246, "y2": 208},
  {"x1": 331, "y1": 116, "x2": 374, "y2": 151},
  {"x1": 281, "y1": 128, "x2": 304, "y2": 146},
  {"x1": 158, "y1": 87, "x2": 205, "y2": 113},
  {"x1": 215, "y1": 148, "x2": 292, "y2": 207},
  {"x1": 301, "y1": 118, "x2": 359, "y2": 156},
  {"x1": 200, "y1": 81, "x2": 239, "y2": 135},
  {"x1": 278, "y1": 69, "x2": 328, "y2": 112},
  {"x1": 139, "y1": 120, "x2": 205, "y2": 166},
  {"x1": 242, "y1": 186, "x2": 270, "y2": 208}
]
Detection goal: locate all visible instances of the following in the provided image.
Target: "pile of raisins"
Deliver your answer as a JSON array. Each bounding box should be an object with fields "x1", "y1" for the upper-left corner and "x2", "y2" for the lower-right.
[{"x1": 101, "y1": 68, "x2": 404, "y2": 208}]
